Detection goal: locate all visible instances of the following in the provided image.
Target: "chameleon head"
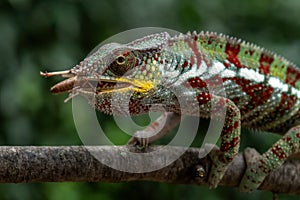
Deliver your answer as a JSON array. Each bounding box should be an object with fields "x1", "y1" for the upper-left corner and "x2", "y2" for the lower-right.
[{"x1": 41, "y1": 32, "x2": 175, "y2": 115}]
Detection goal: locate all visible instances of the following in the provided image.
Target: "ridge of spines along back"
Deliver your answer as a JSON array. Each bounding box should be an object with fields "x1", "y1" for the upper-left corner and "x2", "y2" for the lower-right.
[
  {"x1": 197, "y1": 31, "x2": 298, "y2": 69},
  {"x1": 185, "y1": 31, "x2": 300, "y2": 75}
]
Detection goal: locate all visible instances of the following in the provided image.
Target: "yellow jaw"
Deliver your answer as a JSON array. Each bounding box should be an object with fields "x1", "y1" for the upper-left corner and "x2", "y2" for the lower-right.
[{"x1": 111, "y1": 77, "x2": 154, "y2": 93}]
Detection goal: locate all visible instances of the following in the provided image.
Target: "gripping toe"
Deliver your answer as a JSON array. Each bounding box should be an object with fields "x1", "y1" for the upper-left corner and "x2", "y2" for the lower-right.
[{"x1": 239, "y1": 148, "x2": 267, "y2": 192}]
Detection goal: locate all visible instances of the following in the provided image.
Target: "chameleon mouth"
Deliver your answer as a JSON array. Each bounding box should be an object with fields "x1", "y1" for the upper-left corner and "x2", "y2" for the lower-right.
[
  {"x1": 48, "y1": 77, "x2": 133, "y2": 94},
  {"x1": 40, "y1": 70, "x2": 153, "y2": 97}
]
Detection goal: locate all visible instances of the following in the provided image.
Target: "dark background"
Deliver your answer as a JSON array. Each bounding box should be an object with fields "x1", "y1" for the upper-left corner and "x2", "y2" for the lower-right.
[{"x1": 0, "y1": 0, "x2": 300, "y2": 199}]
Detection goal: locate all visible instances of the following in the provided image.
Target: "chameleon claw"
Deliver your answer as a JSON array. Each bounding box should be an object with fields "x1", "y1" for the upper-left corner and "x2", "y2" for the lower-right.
[{"x1": 127, "y1": 136, "x2": 150, "y2": 150}]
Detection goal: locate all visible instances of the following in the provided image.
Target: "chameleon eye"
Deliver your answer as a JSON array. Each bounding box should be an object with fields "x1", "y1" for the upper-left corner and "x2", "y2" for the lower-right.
[
  {"x1": 116, "y1": 55, "x2": 126, "y2": 65},
  {"x1": 108, "y1": 51, "x2": 136, "y2": 76}
]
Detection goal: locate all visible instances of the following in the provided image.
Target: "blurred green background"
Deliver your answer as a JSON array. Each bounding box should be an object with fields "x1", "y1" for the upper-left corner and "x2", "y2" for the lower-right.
[{"x1": 1, "y1": 0, "x2": 300, "y2": 199}]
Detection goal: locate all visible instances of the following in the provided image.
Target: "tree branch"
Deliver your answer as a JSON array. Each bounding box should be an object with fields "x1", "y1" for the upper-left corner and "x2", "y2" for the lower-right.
[{"x1": 0, "y1": 146, "x2": 299, "y2": 195}]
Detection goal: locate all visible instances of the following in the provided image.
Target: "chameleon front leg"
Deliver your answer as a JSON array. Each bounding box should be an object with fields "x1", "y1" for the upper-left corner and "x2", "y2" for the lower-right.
[
  {"x1": 127, "y1": 112, "x2": 181, "y2": 147},
  {"x1": 127, "y1": 97, "x2": 242, "y2": 189},
  {"x1": 207, "y1": 98, "x2": 241, "y2": 188},
  {"x1": 239, "y1": 125, "x2": 300, "y2": 192}
]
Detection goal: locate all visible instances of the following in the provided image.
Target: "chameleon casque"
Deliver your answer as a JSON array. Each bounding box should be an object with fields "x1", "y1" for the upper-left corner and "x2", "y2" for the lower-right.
[{"x1": 40, "y1": 31, "x2": 300, "y2": 192}]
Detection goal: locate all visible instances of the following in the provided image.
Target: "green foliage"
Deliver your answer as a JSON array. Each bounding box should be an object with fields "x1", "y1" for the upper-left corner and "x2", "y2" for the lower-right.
[{"x1": 1, "y1": 0, "x2": 300, "y2": 199}]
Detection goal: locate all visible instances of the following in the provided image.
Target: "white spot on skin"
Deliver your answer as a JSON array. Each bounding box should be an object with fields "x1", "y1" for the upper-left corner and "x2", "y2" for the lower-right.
[
  {"x1": 209, "y1": 61, "x2": 225, "y2": 75},
  {"x1": 239, "y1": 68, "x2": 265, "y2": 82},
  {"x1": 268, "y1": 77, "x2": 289, "y2": 92},
  {"x1": 221, "y1": 69, "x2": 236, "y2": 78},
  {"x1": 291, "y1": 87, "x2": 300, "y2": 98}
]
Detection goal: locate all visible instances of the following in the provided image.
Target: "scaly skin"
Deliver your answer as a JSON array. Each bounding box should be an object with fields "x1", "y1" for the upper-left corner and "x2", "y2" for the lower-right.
[{"x1": 41, "y1": 31, "x2": 300, "y2": 192}]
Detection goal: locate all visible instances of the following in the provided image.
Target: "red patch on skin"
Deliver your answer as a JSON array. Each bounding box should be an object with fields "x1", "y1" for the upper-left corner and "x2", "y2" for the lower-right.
[
  {"x1": 233, "y1": 121, "x2": 239, "y2": 128},
  {"x1": 259, "y1": 53, "x2": 274, "y2": 75},
  {"x1": 225, "y1": 42, "x2": 243, "y2": 68},
  {"x1": 189, "y1": 55, "x2": 195, "y2": 67},
  {"x1": 192, "y1": 33, "x2": 198, "y2": 40},
  {"x1": 249, "y1": 50, "x2": 254, "y2": 56},
  {"x1": 122, "y1": 51, "x2": 130, "y2": 57},
  {"x1": 271, "y1": 145, "x2": 287, "y2": 160},
  {"x1": 205, "y1": 35, "x2": 217, "y2": 46},
  {"x1": 222, "y1": 126, "x2": 234, "y2": 136},
  {"x1": 196, "y1": 92, "x2": 211, "y2": 104},
  {"x1": 186, "y1": 38, "x2": 203, "y2": 67},
  {"x1": 186, "y1": 77, "x2": 207, "y2": 88},
  {"x1": 278, "y1": 93, "x2": 297, "y2": 113},
  {"x1": 220, "y1": 137, "x2": 240, "y2": 152},
  {"x1": 182, "y1": 60, "x2": 188, "y2": 68},
  {"x1": 285, "y1": 66, "x2": 300, "y2": 87}
]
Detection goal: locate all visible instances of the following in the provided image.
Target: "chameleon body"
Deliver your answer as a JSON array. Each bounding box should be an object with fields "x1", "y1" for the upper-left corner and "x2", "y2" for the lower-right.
[{"x1": 41, "y1": 31, "x2": 300, "y2": 192}]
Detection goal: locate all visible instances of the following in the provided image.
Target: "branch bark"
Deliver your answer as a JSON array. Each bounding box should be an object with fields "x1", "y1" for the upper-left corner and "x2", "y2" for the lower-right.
[{"x1": 0, "y1": 146, "x2": 299, "y2": 195}]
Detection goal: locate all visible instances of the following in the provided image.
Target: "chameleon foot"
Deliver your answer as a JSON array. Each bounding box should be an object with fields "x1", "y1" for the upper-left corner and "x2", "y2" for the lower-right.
[
  {"x1": 207, "y1": 145, "x2": 231, "y2": 188},
  {"x1": 239, "y1": 148, "x2": 268, "y2": 192},
  {"x1": 240, "y1": 126, "x2": 300, "y2": 192},
  {"x1": 127, "y1": 129, "x2": 151, "y2": 148},
  {"x1": 127, "y1": 112, "x2": 181, "y2": 148}
]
